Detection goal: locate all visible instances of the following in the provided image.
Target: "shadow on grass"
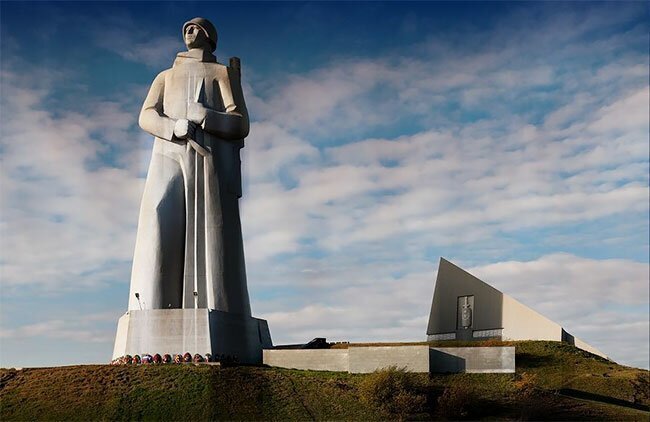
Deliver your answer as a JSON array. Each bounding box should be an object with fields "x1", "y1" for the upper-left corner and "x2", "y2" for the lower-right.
[
  {"x1": 0, "y1": 369, "x2": 18, "y2": 390},
  {"x1": 559, "y1": 388, "x2": 650, "y2": 412},
  {"x1": 516, "y1": 353, "x2": 556, "y2": 368}
]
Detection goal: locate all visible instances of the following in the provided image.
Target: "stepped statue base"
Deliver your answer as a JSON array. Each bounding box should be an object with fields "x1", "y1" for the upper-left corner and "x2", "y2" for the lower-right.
[{"x1": 112, "y1": 309, "x2": 272, "y2": 364}]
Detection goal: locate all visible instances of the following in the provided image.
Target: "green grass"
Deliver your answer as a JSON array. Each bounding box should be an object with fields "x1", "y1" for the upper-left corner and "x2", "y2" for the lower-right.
[
  {"x1": 1, "y1": 341, "x2": 648, "y2": 421},
  {"x1": 514, "y1": 341, "x2": 649, "y2": 405},
  {"x1": 0, "y1": 365, "x2": 383, "y2": 421}
]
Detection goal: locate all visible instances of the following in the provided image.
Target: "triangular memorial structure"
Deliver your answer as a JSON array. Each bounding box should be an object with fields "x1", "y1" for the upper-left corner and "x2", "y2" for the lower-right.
[{"x1": 427, "y1": 258, "x2": 607, "y2": 359}]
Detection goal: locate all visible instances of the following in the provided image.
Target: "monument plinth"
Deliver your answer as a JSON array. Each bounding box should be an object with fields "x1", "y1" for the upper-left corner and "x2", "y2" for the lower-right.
[
  {"x1": 112, "y1": 17, "x2": 271, "y2": 364},
  {"x1": 113, "y1": 310, "x2": 272, "y2": 364}
]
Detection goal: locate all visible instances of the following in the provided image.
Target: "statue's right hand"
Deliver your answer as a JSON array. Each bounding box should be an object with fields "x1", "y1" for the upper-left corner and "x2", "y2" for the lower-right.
[{"x1": 173, "y1": 119, "x2": 197, "y2": 140}]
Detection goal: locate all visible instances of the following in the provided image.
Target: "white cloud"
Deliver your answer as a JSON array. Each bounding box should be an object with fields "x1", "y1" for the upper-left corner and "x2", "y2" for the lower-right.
[
  {"x1": 0, "y1": 69, "x2": 145, "y2": 292},
  {"x1": 1, "y1": 313, "x2": 114, "y2": 344},
  {"x1": 588, "y1": 88, "x2": 649, "y2": 134},
  {"x1": 237, "y1": 8, "x2": 647, "y2": 261},
  {"x1": 470, "y1": 254, "x2": 649, "y2": 310},
  {"x1": 242, "y1": 85, "x2": 648, "y2": 255},
  {"x1": 92, "y1": 14, "x2": 183, "y2": 69},
  {"x1": 243, "y1": 121, "x2": 319, "y2": 183}
]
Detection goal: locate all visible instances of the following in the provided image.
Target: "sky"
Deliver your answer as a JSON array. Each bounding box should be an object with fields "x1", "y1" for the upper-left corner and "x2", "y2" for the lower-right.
[{"x1": 0, "y1": 1, "x2": 648, "y2": 369}]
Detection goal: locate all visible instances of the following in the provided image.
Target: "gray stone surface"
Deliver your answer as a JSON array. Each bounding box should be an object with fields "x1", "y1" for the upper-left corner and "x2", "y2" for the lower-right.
[
  {"x1": 427, "y1": 258, "x2": 503, "y2": 339},
  {"x1": 113, "y1": 18, "x2": 273, "y2": 365},
  {"x1": 429, "y1": 347, "x2": 515, "y2": 373},
  {"x1": 426, "y1": 258, "x2": 607, "y2": 359},
  {"x1": 263, "y1": 345, "x2": 515, "y2": 374},
  {"x1": 209, "y1": 309, "x2": 272, "y2": 364},
  {"x1": 262, "y1": 349, "x2": 349, "y2": 372},
  {"x1": 348, "y1": 346, "x2": 430, "y2": 373},
  {"x1": 128, "y1": 17, "x2": 251, "y2": 313},
  {"x1": 112, "y1": 309, "x2": 271, "y2": 364}
]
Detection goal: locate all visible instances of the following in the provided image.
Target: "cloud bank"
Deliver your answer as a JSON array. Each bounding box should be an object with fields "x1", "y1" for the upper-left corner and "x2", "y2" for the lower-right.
[{"x1": 0, "y1": 3, "x2": 647, "y2": 369}]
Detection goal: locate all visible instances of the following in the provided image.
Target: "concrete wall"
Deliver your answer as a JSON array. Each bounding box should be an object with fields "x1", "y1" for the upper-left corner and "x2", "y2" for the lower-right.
[
  {"x1": 208, "y1": 310, "x2": 271, "y2": 364},
  {"x1": 574, "y1": 336, "x2": 608, "y2": 359},
  {"x1": 263, "y1": 346, "x2": 514, "y2": 374},
  {"x1": 348, "y1": 346, "x2": 430, "y2": 373},
  {"x1": 112, "y1": 313, "x2": 131, "y2": 359},
  {"x1": 430, "y1": 346, "x2": 515, "y2": 373},
  {"x1": 501, "y1": 295, "x2": 562, "y2": 341},
  {"x1": 426, "y1": 258, "x2": 606, "y2": 360},
  {"x1": 257, "y1": 319, "x2": 273, "y2": 349},
  {"x1": 112, "y1": 309, "x2": 271, "y2": 364},
  {"x1": 427, "y1": 258, "x2": 503, "y2": 339},
  {"x1": 263, "y1": 349, "x2": 349, "y2": 372},
  {"x1": 116, "y1": 309, "x2": 213, "y2": 359},
  {"x1": 500, "y1": 296, "x2": 607, "y2": 359},
  {"x1": 264, "y1": 346, "x2": 431, "y2": 373}
]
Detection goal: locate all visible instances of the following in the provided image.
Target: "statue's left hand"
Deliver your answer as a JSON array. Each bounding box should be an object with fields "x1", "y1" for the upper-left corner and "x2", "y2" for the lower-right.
[{"x1": 187, "y1": 102, "x2": 208, "y2": 125}]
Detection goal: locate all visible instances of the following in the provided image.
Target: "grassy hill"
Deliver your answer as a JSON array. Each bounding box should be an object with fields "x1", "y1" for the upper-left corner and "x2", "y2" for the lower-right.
[{"x1": 1, "y1": 341, "x2": 648, "y2": 421}]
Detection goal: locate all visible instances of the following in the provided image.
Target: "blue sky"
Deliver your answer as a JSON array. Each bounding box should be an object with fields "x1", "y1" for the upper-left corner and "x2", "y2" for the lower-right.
[{"x1": 1, "y1": 1, "x2": 648, "y2": 369}]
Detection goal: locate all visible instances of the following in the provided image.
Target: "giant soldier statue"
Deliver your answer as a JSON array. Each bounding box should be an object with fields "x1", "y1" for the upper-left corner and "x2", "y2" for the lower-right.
[
  {"x1": 129, "y1": 17, "x2": 250, "y2": 314},
  {"x1": 113, "y1": 18, "x2": 271, "y2": 364}
]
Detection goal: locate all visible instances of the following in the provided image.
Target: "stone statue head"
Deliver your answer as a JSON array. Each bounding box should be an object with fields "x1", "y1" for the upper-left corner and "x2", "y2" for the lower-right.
[{"x1": 183, "y1": 17, "x2": 217, "y2": 52}]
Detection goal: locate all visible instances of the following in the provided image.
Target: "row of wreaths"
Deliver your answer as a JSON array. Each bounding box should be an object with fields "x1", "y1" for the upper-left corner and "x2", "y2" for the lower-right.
[{"x1": 111, "y1": 353, "x2": 239, "y2": 365}]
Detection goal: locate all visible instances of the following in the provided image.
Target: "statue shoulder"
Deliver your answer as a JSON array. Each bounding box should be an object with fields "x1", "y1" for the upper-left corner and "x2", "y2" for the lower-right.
[
  {"x1": 213, "y1": 62, "x2": 228, "y2": 70},
  {"x1": 206, "y1": 62, "x2": 229, "y2": 76},
  {"x1": 151, "y1": 68, "x2": 172, "y2": 84}
]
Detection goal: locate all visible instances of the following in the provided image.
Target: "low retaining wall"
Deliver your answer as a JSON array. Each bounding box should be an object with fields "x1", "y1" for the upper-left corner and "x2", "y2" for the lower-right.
[
  {"x1": 430, "y1": 347, "x2": 515, "y2": 373},
  {"x1": 349, "y1": 346, "x2": 429, "y2": 373},
  {"x1": 262, "y1": 349, "x2": 349, "y2": 372},
  {"x1": 263, "y1": 346, "x2": 515, "y2": 373}
]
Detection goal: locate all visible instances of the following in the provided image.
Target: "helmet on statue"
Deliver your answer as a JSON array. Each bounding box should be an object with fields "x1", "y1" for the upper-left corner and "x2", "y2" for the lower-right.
[{"x1": 183, "y1": 17, "x2": 217, "y2": 52}]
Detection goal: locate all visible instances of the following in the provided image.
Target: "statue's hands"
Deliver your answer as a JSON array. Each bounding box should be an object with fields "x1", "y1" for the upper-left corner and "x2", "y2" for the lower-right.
[
  {"x1": 187, "y1": 102, "x2": 208, "y2": 125},
  {"x1": 174, "y1": 119, "x2": 197, "y2": 140}
]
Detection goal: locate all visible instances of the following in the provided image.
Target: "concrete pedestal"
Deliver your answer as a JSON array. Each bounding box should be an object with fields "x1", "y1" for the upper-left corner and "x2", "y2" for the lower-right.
[{"x1": 112, "y1": 309, "x2": 272, "y2": 364}]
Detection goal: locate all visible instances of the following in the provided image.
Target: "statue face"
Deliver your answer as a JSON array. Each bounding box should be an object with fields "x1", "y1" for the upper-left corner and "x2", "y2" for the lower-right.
[{"x1": 184, "y1": 24, "x2": 210, "y2": 50}]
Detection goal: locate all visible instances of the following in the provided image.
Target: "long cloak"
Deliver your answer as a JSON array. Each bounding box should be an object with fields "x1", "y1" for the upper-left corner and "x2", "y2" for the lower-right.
[{"x1": 127, "y1": 49, "x2": 251, "y2": 316}]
